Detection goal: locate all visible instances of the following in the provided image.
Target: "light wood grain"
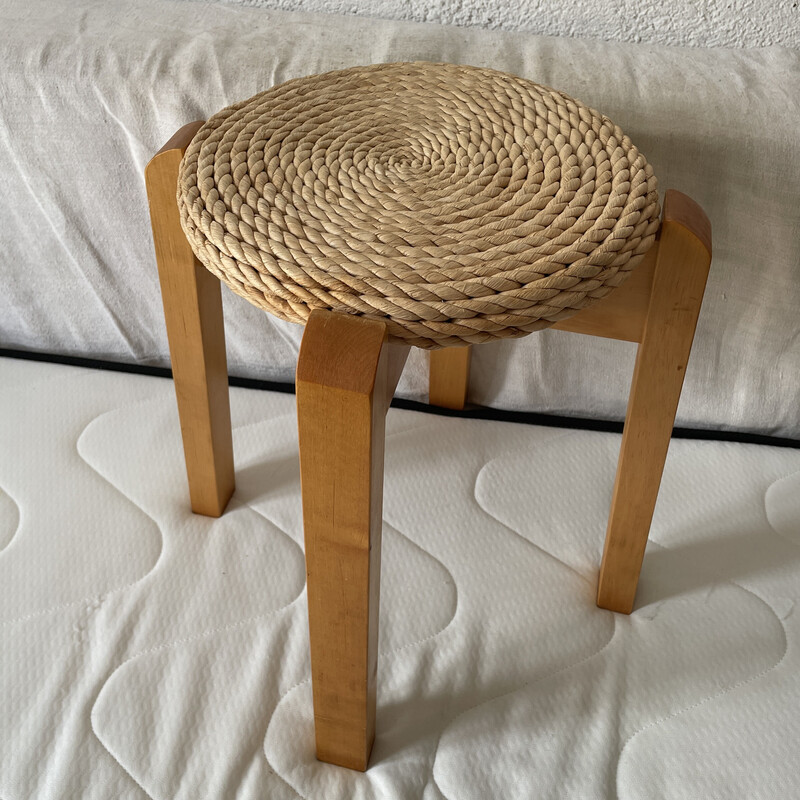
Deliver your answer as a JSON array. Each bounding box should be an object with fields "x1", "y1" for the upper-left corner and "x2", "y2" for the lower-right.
[
  {"x1": 146, "y1": 121, "x2": 235, "y2": 518},
  {"x1": 296, "y1": 309, "x2": 408, "y2": 770},
  {"x1": 429, "y1": 345, "x2": 472, "y2": 409},
  {"x1": 551, "y1": 244, "x2": 658, "y2": 343},
  {"x1": 596, "y1": 190, "x2": 712, "y2": 614}
]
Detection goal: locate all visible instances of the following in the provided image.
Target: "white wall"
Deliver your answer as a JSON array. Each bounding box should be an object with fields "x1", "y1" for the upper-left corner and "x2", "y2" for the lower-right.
[{"x1": 228, "y1": 0, "x2": 799, "y2": 48}]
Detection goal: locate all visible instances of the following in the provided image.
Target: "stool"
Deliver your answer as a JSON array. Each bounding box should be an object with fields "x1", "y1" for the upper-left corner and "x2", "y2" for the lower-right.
[{"x1": 145, "y1": 63, "x2": 711, "y2": 771}]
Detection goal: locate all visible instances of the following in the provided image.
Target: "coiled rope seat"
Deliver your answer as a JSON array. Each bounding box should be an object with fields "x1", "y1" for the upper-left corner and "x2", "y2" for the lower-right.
[{"x1": 177, "y1": 61, "x2": 661, "y2": 349}]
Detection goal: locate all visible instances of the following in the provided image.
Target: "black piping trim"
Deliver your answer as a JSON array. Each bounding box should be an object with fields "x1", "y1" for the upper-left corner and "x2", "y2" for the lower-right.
[{"x1": 2, "y1": 348, "x2": 798, "y2": 449}]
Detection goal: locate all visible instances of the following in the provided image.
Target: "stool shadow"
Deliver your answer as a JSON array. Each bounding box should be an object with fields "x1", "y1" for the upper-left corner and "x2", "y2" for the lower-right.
[
  {"x1": 635, "y1": 524, "x2": 800, "y2": 610},
  {"x1": 233, "y1": 453, "x2": 301, "y2": 507}
]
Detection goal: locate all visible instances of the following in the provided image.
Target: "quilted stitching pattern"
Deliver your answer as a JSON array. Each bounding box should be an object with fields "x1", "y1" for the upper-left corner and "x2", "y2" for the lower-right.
[{"x1": 1, "y1": 358, "x2": 800, "y2": 799}]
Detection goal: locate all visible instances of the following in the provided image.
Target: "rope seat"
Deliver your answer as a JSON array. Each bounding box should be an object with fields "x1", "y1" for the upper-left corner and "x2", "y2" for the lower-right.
[{"x1": 179, "y1": 62, "x2": 660, "y2": 348}]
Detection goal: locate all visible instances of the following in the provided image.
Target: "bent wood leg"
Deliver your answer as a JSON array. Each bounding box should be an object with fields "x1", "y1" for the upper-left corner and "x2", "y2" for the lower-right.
[
  {"x1": 145, "y1": 121, "x2": 235, "y2": 517},
  {"x1": 429, "y1": 345, "x2": 472, "y2": 410},
  {"x1": 296, "y1": 310, "x2": 410, "y2": 770},
  {"x1": 596, "y1": 190, "x2": 712, "y2": 613}
]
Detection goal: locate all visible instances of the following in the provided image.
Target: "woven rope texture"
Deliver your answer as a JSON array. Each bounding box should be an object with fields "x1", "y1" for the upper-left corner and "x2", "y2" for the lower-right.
[{"x1": 179, "y1": 62, "x2": 660, "y2": 348}]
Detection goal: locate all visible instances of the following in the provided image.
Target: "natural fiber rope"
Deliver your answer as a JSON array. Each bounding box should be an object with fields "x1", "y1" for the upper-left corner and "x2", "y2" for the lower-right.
[{"x1": 179, "y1": 62, "x2": 660, "y2": 349}]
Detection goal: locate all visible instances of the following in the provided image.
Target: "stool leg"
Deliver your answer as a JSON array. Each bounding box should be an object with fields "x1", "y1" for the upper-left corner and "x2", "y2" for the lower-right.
[
  {"x1": 145, "y1": 122, "x2": 235, "y2": 518},
  {"x1": 429, "y1": 345, "x2": 471, "y2": 410},
  {"x1": 296, "y1": 310, "x2": 408, "y2": 771},
  {"x1": 597, "y1": 190, "x2": 712, "y2": 614}
]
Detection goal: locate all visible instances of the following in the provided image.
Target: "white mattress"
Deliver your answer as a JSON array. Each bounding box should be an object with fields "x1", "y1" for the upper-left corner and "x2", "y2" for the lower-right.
[
  {"x1": 2, "y1": 0, "x2": 800, "y2": 438},
  {"x1": 2, "y1": 356, "x2": 800, "y2": 799}
]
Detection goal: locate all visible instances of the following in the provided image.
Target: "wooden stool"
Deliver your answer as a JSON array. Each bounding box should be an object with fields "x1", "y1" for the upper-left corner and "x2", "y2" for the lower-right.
[{"x1": 145, "y1": 63, "x2": 711, "y2": 771}]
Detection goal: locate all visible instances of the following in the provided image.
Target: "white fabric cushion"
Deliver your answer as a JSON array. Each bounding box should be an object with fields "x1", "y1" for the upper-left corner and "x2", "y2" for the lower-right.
[
  {"x1": 1, "y1": 0, "x2": 799, "y2": 436},
  {"x1": 2, "y1": 357, "x2": 800, "y2": 798}
]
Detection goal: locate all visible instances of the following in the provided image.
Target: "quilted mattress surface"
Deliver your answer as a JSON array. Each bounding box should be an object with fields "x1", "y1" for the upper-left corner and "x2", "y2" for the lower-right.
[{"x1": 2, "y1": 356, "x2": 800, "y2": 799}]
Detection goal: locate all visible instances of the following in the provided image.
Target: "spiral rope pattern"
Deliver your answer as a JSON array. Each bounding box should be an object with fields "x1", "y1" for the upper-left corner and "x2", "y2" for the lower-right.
[{"x1": 179, "y1": 62, "x2": 660, "y2": 348}]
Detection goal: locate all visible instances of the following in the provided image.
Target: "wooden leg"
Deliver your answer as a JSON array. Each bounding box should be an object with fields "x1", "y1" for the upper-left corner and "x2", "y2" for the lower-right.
[
  {"x1": 296, "y1": 310, "x2": 409, "y2": 770},
  {"x1": 145, "y1": 122, "x2": 235, "y2": 518},
  {"x1": 597, "y1": 190, "x2": 712, "y2": 613},
  {"x1": 429, "y1": 345, "x2": 471, "y2": 410}
]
